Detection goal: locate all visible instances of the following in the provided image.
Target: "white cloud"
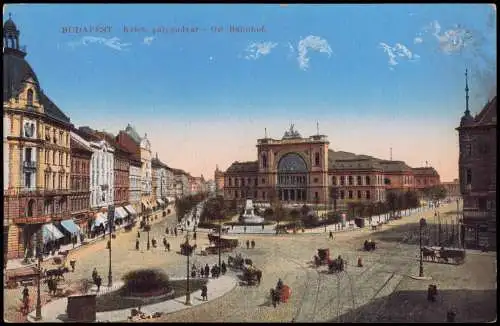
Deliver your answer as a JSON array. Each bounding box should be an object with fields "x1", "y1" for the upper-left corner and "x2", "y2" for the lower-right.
[
  {"x1": 143, "y1": 36, "x2": 155, "y2": 46},
  {"x1": 423, "y1": 20, "x2": 473, "y2": 54},
  {"x1": 379, "y1": 42, "x2": 419, "y2": 68},
  {"x1": 296, "y1": 35, "x2": 332, "y2": 71},
  {"x1": 413, "y1": 37, "x2": 423, "y2": 44},
  {"x1": 243, "y1": 41, "x2": 278, "y2": 60},
  {"x1": 69, "y1": 36, "x2": 131, "y2": 51}
]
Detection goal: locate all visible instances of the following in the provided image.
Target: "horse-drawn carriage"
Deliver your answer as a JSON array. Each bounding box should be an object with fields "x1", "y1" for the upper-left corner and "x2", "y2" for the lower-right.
[
  {"x1": 328, "y1": 256, "x2": 345, "y2": 273},
  {"x1": 314, "y1": 248, "x2": 331, "y2": 266},
  {"x1": 270, "y1": 283, "x2": 292, "y2": 307},
  {"x1": 364, "y1": 240, "x2": 376, "y2": 251},
  {"x1": 242, "y1": 265, "x2": 262, "y2": 286},
  {"x1": 421, "y1": 246, "x2": 466, "y2": 265},
  {"x1": 207, "y1": 235, "x2": 239, "y2": 249},
  {"x1": 228, "y1": 254, "x2": 253, "y2": 269}
]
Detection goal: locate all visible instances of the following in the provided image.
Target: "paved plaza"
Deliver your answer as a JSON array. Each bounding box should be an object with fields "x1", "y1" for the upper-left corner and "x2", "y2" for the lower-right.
[{"x1": 4, "y1": 202, "x2": 496, "y2": 323}]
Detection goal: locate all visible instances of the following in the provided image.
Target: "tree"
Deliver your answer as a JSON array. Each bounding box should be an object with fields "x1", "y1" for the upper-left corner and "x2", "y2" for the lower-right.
[
  {"x1": 385, "y1": 191, "x2": 398, "y2": 216},
  {"x1": 289, "y1": 209, "x2": 300, "y2": 221}
]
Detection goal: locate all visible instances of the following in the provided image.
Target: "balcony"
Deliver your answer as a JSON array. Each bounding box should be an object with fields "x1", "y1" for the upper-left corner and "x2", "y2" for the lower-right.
[
  {"x1": 12, "y1": 210, "x2": 72, "y2": 224},
  {"x1": 23, "y1": 161, "x2": 37, "y2": 169}
]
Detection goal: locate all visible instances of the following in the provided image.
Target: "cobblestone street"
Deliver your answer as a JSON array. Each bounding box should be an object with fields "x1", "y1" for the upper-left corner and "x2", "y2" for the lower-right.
[{"x1": 4, "y1": 202, "x2": 496, "y2": 322}]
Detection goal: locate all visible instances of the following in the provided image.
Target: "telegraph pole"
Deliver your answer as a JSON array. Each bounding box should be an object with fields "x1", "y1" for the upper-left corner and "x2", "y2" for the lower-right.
[{"x1": 108, "y1": 205, "x2": 114, "y2": 287}]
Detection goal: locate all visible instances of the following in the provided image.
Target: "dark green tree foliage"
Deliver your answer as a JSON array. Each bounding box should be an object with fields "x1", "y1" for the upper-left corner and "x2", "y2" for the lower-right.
[
  {"x1": 122, "y1": 269, "x2": 171, "y2": 294},
  {"x1": 174, "y1": 193, "x2": 208, "y2": 222}
]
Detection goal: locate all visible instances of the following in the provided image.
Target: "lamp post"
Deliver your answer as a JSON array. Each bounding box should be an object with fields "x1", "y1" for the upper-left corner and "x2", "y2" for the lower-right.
[
  {"x1": 35, "y1": 228, "x2": 42, "y2": 320},
  {"x1": 456, "y1": 198, "x2": 460, "y2": 248},
  {"x1": 146, "y1": 218, "x2": 151, "y2": 251},
  {"x1": 108, "y1": 205, "x2": 114, "y2": 287},
  {"x1": 419, "y1": 218, "x2": 427, "y2": 277},
  {"x1": 218, "y1": 214, "x2": 222, "y2": 277},
  {"x1": 185, "y1": 230, "x2": 191, "y2": 305}
]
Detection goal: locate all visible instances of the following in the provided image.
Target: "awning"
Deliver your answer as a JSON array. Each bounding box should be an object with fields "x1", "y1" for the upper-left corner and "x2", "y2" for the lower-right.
[
  {"x1": 124, "y1": 205, "x2": 137, "y2": 215},
  {"x1": 94, "y1": 212, "x2": 108, "y2": 227},
  {"x1": 42, "y1": 223, "x2": 64, "y2": 243},
  {"x1": 60, "y1": 219, "x2": 81, "y2": 235},
  {"x1": 157, "y1": 199, "x2": 164, "y2": 205},
  {"x1": 114, "y1": 207, "x2": 128, "y2": 219}
]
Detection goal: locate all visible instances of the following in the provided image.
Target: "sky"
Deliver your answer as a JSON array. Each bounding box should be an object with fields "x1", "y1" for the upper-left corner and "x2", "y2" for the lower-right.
[{"x1": 3, "y1": 4, "x2": 497, "y2": 182}]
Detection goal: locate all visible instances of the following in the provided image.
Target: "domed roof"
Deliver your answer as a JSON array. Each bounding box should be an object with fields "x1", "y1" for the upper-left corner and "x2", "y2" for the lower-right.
[
  {"x1": 3, "y1": 52, "x2": 38, "y2": 99},
  {"x1": 3, "y1": 14, "x2": 18, "y2": 33}
]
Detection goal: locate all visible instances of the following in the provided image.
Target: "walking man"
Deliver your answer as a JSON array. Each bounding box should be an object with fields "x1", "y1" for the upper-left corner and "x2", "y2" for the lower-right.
[
  {"x1": 201, "y1": 284, "x2": 208, "y2": 301},
  {"x1": 329, "y1": 231, "x2": 333, "y2": 239},
  {"x1": 251, "y1": 240, "x2": 255, "y2": 249},
  {"x1": 166, "y1": 242, "x2": 170, "y2": 252},
  {"x1": 204, "y1": 264, "x2": 210, "y2": 278},
  {"x1": 246, "y1": 240, "x2": 250, "y2": 249},
  {"x1": 136, "y1": 239, "x2": 140, "y2": 251},
  {"x1": 137, "y1": 231, "x2": 140, "y2": 238},
  {"x1": 92, "y1": 268, "x2": 98, "y2": 283},
  {"x1": 193, "y1": 231, "x2": 197, "y2": 241},
  {"x1": 174, "y1": 228, "x2": 178, "y2": 237},
  {"x1": 95, "y1": 275, "x2": 102, "y2": 292}
]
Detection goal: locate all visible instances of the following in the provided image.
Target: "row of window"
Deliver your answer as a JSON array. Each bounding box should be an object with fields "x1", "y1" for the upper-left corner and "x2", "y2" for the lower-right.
[
  {"x1": 72, "y1": 159, "x2": 89, "y2": 174},
  {"x1": 44, "y1": 148, "x2": 70, "y2": 167},
  {"x1": 25, "y1": 198, "x2": 69, "y2": 217},
  {"x1": 225, "y1": 189, "x2": 387, "y2": 201},
  {"x1": 43, "y1": 172, "x2": 69, "y2": 190},
  {"x1": 71, "y1": 176, "x2": 90, "y2": 191},
  {"x1": 71, "y1": 197, "x2": 89, "y2": 212}
]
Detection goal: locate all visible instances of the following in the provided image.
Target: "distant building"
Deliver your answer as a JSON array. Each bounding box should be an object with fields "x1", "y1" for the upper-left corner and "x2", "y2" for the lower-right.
[
  {"x1": 216, "y1": 124, "x2": 440, "y2": 209},
  {"x1": 413, "y1": 166, "x2": 441, "y2": 195},
  {"x1": 441, "y1": 179, "x2": 460, "y2": 198},
  {"x1": 456, "y1": 70, "x2": 496, "y2": 249},
  {"x1": 214, "y1": 165, "x2": 225, "y2": 196}
]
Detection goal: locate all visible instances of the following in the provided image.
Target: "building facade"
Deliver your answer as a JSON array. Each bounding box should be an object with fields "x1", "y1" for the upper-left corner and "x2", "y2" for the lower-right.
[
  {"x1": 152, "y1": 154, "x2": 171, "y2": 206},
  {"x1": 214, "y1": 165, "x2": 225, "y2": 196},
  {"x1": 413, "y1": 167, "x2": 441, "y2": 191},
  {"x1": 70, "y1": 132, "x2": 92, "y2": 235},
  {"x1": 4, "y1": 16, "x2": 73, "y2": 259},
  {"x1": 129, "y1": 158, "x2": 142, "y2": 215},
  {"x1": 457, "y1": 72, "x2": 496, "y2": 249},
  {"x1": 219, "y1": 125, "x2": 440, "y2": 209},
  {"x1": 442, "y1": 179, "x2": 460, "y2": 198},
  {"x1": 174, "y1": 170, "x2": 189, "y2": 198}
]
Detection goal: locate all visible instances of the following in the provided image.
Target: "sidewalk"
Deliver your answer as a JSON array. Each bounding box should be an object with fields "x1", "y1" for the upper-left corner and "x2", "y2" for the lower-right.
[
  {"x1": 6, "y1": 210, "x2": 173, "y2": 271},
  {"x1": 26, "y1": 275, "x2": 237, "y2": 323}
]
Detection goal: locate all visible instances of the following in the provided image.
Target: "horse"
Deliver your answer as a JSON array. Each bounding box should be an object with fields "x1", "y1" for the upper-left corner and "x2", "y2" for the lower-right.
[{"x1": 46, "y1": 268, "x2": 65, "y2": 280}]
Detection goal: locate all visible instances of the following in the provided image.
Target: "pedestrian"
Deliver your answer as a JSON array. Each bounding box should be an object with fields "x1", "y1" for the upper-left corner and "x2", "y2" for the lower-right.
[
  {"x1": 70, "y1": 259, "x2": 76, "y2": 272},
  {"x1": 200, "y1": 268, "x2": 205, "y2": 278},
  {"x1": 92, "y1": 268, "x2": 98, "y2": 283},
  {"x1": 137, "y1": 231, "x2": 140, "y2": 238},
  {"x1": 232, "y1": 225, "x2": 234, "y2": 230},
  {"x1": 21, "y1": 285, "x2": 30, "y2": 314},
  {"x1": 136, "y1": 239, "x2": 140, "y2": 251},
  {"x1": 106, "y1": 240, "x2": 111, "y2": 249},
  {"x1": 262, "y1": 224, "x2": 264, "y2": 230},
  {"x1": 329, "y1": 231, "x2": 333, "y2": 239},
  {"x1": 166, "y1": 227, "x2": 169, "y2": 234},
  {"x1": 191, "y1": 269, "x2": 196, "y2": 278},
  {"x1": 166, "y1": 242, "x2": 170, "y2": 252},
  {"x1": 201, "y1": 284, "x2": 208, "y2": 301},
  {"x1": 95, "y1": 275, "x2": 102, "y2": 292},
  {"x1": 174, "y1": 228, "x2": 178, "y2": 237},
  {"x1": 221, "y1": 261, "x2": 227, "y2": 275},
  {"x1": 163, "y1": 237, "x2": 167, "y2": 251},
  {"x1": 251, "y1": 240, "x2": 255, "y2": 249},
  {"x1": 181, "y1": 227, "x2": 184, "y2": 234},
  {"x1": 204, "y1": 264, "x2": 210, "y2": 278},
  {"x1": 246, "y1": 240, "x2": 250, "y2": 249},
  {"x1": 22, "y1": 284, "x2": 29, "y2": 301},
  {"x1": 193, "y1": 231, "x2": 197, "y2": 241},
  {"x1": 48, "y1": 277, "x2": 56, "y2": 296}
]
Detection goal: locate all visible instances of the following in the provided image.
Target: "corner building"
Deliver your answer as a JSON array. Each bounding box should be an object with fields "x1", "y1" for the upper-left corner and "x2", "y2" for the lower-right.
[{"x1": 3, "y1": 16, "x2": 72, "y2": 259}]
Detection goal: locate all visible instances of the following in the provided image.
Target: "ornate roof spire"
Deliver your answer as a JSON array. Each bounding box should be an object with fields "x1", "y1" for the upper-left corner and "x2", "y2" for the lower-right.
[{"x1": 465, "y1": 68, "x2": 470, "y2": 116}]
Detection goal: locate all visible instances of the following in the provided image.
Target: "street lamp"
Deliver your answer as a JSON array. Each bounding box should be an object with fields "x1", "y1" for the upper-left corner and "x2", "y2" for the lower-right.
[
  {"x1": 35, "y1": 229, "x2": 42, "y2": 320},
  {"x1": 146, "y1": 219, "x2": 151, "y2": 251},
  {"x1": 185, "y1": 230, "x2": 192, "y2": 305},
  {"x1": 218, "y1": 214, "x2": 222, "y2": 277},
  {"x1": 108, "y1": 205, "x2": 114, "y2": 287},
  {"x1": 419, "y1": 218, "x2": 427, "y2": 277}
]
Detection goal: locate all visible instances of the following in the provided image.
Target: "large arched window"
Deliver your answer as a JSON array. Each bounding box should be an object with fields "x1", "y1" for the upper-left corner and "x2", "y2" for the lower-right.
[
  {"x1": 278, "y1": 153, "x2": 307, "y2": 172},
  {"x1": 27, "y1": 89, "x2": 34, "y2": 106}
]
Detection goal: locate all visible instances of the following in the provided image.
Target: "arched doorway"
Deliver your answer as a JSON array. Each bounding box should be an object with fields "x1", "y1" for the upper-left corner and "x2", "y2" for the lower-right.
[{"x1": 277, "y1": 153, "x2": 308, "y2": 202}]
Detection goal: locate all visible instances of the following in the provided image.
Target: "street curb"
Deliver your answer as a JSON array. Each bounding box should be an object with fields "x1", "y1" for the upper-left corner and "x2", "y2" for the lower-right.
[{"x1": 408, "y1": 275, "x2": 433, "y2": 281}]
